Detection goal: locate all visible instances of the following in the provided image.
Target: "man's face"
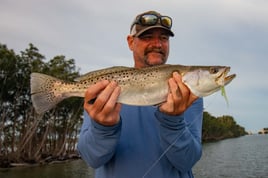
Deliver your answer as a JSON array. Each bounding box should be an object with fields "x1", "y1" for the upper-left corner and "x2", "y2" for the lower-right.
[{"x1": 128, "y1": 28, "x2": 170, "y2": 68}]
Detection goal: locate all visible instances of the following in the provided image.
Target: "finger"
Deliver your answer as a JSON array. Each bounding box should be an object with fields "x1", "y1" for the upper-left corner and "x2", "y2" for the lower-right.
[
  {"x1": 172, "y1": 72, "x2": 182, "y2": 83},
  {"x1": 173, "y1": 72, "x2": 198, "y2": 106},
  {"x1": 92, "y1": 86, "x2": 122, "y2": 126},
  {"x1": 173, "y1": 72, "x2": 190, "y2": 98},
  {"x1": 84, "y1": 80, "x2": 109, "y2": 103},
  {"x1": 102, "y1": 85, "x2": 121, "y2": 114},
  {"x1": 188, "y1": 92, "x2": 199, "y2": 106},
  {"x1": 107, "y1": 103, "x2": 122, "y2": 125},
  {"x1": 84, "y1": 80, "x2": 109, "y2": 113},
  {"x1": 173, "y1": 72, "x2": 196, "y2": 97},
  {"x1": 159, "y1": 77, "x2": 177, "y2": 114},
  {"x1": 168, "y1": 77, "x2": 182, "y2": 104},
  {"x1": 159, "y1": 93, "x2": 173, "y2": 114},
  {"x1": 91, "y1": 81, "x2": 118, "y2": 112}
]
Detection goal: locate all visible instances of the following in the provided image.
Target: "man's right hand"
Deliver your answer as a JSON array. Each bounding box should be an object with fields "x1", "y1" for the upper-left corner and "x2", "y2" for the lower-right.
[{"x1": 84, "y1": 80, "x2": 122, "y2": 126}]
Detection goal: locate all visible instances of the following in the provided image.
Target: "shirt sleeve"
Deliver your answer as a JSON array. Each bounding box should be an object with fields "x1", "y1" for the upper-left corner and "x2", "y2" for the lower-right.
[
  {"x1": 77, "y1": 111, "x2": 122, "y2": 168},
  {"x1": 155, "y1": 98, "x2": 203, "y2": 174}
]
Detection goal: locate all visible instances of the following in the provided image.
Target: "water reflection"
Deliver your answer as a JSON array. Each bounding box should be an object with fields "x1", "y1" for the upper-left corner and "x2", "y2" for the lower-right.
[
  {"x1": 1, "y1": 135, "x2": 268, "y2": 178},
  {"x1": 0, "y1": 159, "x2": 94, "y2": 178},
  {"x1": 193, "y1": 135, "x2": 268, "y2": 178}
]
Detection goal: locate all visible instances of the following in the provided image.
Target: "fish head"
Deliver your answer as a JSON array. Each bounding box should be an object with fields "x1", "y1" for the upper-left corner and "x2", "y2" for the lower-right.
[{"x1": 182, "y1": 66, "x2": 236, "y2": 97}]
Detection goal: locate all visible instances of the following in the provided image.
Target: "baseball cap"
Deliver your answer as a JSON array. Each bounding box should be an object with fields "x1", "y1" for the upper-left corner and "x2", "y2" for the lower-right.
[{"x1": 130, "y1": 11, "x2": 174, "y2": 37}]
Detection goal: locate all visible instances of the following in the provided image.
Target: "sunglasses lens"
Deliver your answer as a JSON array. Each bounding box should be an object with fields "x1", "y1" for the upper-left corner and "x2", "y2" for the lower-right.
[
  {"x1": 161, "y1": 16, "x2": 172, "y2": 28},
  {"x1": 136, "y1": 14, "x2": 172, "y2": 29},
  {"x1": 140, "y1": 14, "x2": 158, "y2": 25}
]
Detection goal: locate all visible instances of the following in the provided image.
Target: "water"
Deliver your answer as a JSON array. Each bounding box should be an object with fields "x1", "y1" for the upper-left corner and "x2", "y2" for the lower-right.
[
  {"x1": 0, "y1": 159, "x2": 94, "y2": 178},
  {"x1": 193, "y1": 135, "x2": 268, "y2": 178},
  {"x1": 1, "y1": 135, "x2": 267, "y2": 178}
]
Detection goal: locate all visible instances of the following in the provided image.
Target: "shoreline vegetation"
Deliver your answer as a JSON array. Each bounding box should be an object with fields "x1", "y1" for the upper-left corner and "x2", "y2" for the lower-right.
[
  {"x1": 0, "y1": 43, "x2": 247, "y2": 169},
  {"x1": 201, "y1": 111, "x2": 247, "y2": 143}
]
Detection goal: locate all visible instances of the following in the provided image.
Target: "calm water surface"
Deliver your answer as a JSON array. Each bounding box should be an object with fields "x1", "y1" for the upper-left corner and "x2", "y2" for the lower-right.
[
  {"x1": 0, "y1": 159, "x2": 93, "y2": 178},
  {"x1": 193, "y1": 134, "x2": 268, "y2": 178},
  {"x1": 1, "y1": 135, "x2": 267, "y2": 178}
]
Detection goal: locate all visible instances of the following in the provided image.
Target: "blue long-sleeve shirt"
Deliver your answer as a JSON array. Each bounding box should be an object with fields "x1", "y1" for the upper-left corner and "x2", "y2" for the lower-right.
[{"x1": 77, "y1": 98, "x2": 203, "y2": 178}]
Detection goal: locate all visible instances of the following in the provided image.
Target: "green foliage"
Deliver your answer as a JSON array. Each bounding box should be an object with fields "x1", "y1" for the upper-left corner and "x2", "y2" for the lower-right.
[
  {"x1": 0, "y1": 43, "x2": 83, "y2": 167},
  {"x1": 202, "y1": 111, "x2": 247, "y2": 142}
]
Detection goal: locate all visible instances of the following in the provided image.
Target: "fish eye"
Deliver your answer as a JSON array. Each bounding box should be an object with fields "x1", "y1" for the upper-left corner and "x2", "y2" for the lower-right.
[{"x1": 210, "y1": 67, "x2": 219, "y2": 74}]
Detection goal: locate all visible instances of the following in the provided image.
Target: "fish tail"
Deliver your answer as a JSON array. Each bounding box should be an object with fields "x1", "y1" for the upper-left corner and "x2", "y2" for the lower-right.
[{"x1": 30, "y1": 73, "x2": 64, "y2": 114}]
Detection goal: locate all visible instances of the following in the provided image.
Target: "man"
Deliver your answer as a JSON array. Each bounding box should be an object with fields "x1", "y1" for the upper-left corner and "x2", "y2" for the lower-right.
[{"x1": 77, "y1": 11, "x2": 203, "y2": 178}]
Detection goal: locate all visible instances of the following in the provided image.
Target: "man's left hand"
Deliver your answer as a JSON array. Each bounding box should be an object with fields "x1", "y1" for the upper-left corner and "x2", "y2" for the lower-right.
[{"x1": 159, "y1": 72, "x2": 198, "y2": 115}]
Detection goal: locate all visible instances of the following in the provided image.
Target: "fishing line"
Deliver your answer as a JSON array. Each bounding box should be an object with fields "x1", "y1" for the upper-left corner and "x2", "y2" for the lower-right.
[
  {"x1": 142, "y1": 92, "x2": 233, "y2": 177},
  {"x1": 142, "y1": 110, "x2": 203, "y2": 178},
  {"x1": 203, "y1": 94, "x2": 217, "y2": 110}
]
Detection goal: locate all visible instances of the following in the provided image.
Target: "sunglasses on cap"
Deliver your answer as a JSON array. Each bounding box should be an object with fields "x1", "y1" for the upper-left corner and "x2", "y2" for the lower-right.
[{"x1": 133, "y1": 14, "x2": 172, "y2": 29}]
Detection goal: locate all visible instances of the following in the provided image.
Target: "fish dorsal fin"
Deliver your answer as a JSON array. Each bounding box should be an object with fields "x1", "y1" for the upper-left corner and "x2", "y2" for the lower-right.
[{"x1": 74, "y1": 66, "x2": 132, "y2": 81}]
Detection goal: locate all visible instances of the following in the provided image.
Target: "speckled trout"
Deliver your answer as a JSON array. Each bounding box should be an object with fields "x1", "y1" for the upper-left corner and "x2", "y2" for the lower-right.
[{"x1": 30, "y1": 64, "x2": 236, "y2": 114}]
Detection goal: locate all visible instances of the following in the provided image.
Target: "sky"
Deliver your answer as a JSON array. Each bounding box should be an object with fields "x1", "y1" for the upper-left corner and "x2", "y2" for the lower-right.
[{"x1": 1, "y1": 0, "x2": 267, "y2": 133}]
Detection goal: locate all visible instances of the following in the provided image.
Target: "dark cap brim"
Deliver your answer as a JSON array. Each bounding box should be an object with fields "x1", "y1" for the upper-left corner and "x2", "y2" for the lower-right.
[{"x1": 134, "y1": 25, "x2": 174, "y2": 37}]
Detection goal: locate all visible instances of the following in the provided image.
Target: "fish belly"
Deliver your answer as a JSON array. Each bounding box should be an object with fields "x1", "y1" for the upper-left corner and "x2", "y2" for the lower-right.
[{"x1": 117, "y1": 80, "x2": 169, "y2": 105}]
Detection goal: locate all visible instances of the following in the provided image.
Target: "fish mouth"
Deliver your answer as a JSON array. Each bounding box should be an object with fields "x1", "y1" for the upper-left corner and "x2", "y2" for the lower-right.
[
  {"x1": 216, "y1": 67, "x2": 236, "y2": 86},
  {"x1": 223, "y1": 67, "x2": 236, "y2": 85},
  {"x1": 225, "y1": 73, "x2": 236, "y2": 85}
]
